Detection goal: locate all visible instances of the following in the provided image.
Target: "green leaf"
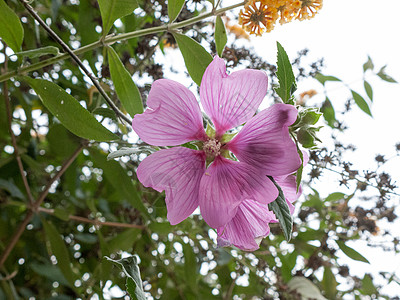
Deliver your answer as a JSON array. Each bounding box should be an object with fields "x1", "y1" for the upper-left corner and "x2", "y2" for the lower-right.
[
  {"x1": 168, "y1": 0, "x2": 185, "y2": 22},
  {"x1": 183, "y1": 242, "x2": 197, "y2": 293},
  {"x1": 172, "y1": 32, "x2": 213, "y2": 86},
  {"x1": 97, "y1": 0, "x2": 138, "y2": 35},
  {"x1": 361, "y1": 274, "x2": 377, "y2": 295},
  {"x1": 267, "y1": 176, "x2": 292, "y2": 241},
  {"x1": 107, "y1": 146, "x2": 154, "y2": 160},
  {"x1": 325, "y1": 192, "x2": 345, "y2": 202},
  {"x1": 53, "y1": 207, "x2": 70, "y2": 221},
  {"x1": 24, "y1": 77, "x2": 118, "y2": 141},
  {"x1": 377, "y1": 65, "x2": 397, "y2": 83},
  {"x1": 0, "y1": 178, "x2": 25, "y2": 200},
  {"x1": 287, "y1": 277, "x2": 327, "y2": 300},
  {"x1": 0, "y1": 0, "x2": 24, "y2": 52},
  {"x1": 13, "y1": 46, "x2": 60, "y2": 59},
  {"x1": 314, "y1": 73, "x2": 341, "y2": 85},
  {"x1": 363, "y1": 56, "x2": 374, "y2": 72},
  {"x1": 107, "y1": 46, "x2": 143, "y2": 116},
  {"x1": 322, "y1": 267, "x2": 337, "y2": 299},
  {"x1": 42, "y1": 219, "x2": 78, "y2": 290},
  {"x1": 105, "y1": 255, "x2": 146, "y2": 300},
  {"x1": 321, "y1": 97, "x2": 336, "y2": 128},
  {"x1": 215, "y1": 16, "x2": 227, "y2": 57},
  {"x1": 364, "y1": 80, "x2": 373, "y2": 102},
  {"x1": 351, "y1": 90, "x2": 372, "y2": 116},
  {"x1": 274, "y1": 42, "x2": 296, "y2": 104},
  {"x1": 336, "y1": 240, "x2": 370, "y2": 264}
]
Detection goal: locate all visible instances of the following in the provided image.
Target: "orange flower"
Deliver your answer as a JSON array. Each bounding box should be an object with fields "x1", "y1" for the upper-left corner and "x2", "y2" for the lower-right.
[
  {"x1": 239, "y1": 0, "x2": 278, "y2": 36},
  {"x1": 296, "y1": 0, "x2": 323, "y2": 21}
]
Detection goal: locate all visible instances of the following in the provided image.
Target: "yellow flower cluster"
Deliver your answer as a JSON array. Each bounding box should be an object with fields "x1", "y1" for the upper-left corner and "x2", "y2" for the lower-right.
[{"x1": 239, "y1": 0, "x2": 323, "y2": 36}]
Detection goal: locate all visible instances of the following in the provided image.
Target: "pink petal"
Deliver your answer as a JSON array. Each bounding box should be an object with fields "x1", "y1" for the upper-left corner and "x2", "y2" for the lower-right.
[
  {"x1": 199, "y1": 156, "x2": 278, "y2": 228},
  {"x1": 137, "y1": 147, "x2": 206, "y2": 225},
  {"x1": 227, "y1": 103, "x2": 301, "y2": 176},
  {"x1": 132, "y1": 79, "x2": 206, "y2": 146},
  {"x1": 200, "y1": 56, "x2": 268, "y2": 137},
  {"x1": 217, "y1": 199, "x2": 276, "y2": 251}
]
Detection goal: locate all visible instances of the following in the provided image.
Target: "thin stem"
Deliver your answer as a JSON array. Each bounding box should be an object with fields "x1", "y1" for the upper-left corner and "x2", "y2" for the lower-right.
[
  {"x1": 2, "y1": 48, "x2": 35, "y2": 206},
  {"x1": 0, "y1": 1, "x2": 246, "y2": 83},
  {"x1": 38, "y1": 207, "x2": 145, "y2": 229},
  {"x1": 18, "y1": 0, "x2": 131, "y2": 124}
]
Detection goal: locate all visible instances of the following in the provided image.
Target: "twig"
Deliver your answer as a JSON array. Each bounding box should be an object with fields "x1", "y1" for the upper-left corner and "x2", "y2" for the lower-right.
[
  {"x1": 2, "y1": 47, "x2": 35, "y2": 206},
  {"x1": 38, "y1": 207, "x2": 145, "y2": 229},
  {"x1": 18, "y1": 0, "x2": 131, "y2": 124},
  {"x1": 0, "y1": 144, "x2": 84, "y2": 269}
]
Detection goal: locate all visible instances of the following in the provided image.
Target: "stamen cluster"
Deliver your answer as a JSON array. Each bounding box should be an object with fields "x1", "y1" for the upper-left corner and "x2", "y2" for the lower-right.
[{"x1": 239, "y1": 0, "x2": 323, "y2": 36}]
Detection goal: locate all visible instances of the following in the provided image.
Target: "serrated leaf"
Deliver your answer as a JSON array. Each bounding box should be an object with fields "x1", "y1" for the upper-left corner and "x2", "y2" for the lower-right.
[
  {"x1": 172, "y1": 32, "x2": 213, "y2": 86},
  {"x1": 314, "y1": 73, "x2": 341, "y2": 85},
  {"x1": 287, "y1": 277, "x2": 327, "y2": 300},
  {"x1": 267, "y1": 176, "x2": 292, "y2": 241},
  {"x1": 0, "y1": 0, "x2": 24, "y2": 52},
  {"x1": 107, "y1": 46, "x2": 143, "y2": 116},
  {"x1": 363, "y1": 56, "x2": 374, "y2": 72},
  {"x1": 275, "y1": 42, "x2": 296, "y2": 104},
  {"x1": 105, "y1": 255, "x2": 146, "y2": 300},
  {"x1": 97, "y1": 0, "x2": 138, "y2": 35},
  {"x1": 13, "y1": 46, "x2": 60, "y2": 59},
  {"x1": 107, "y1": 146, "x2": 154, "y2": 160},
  {"x1": 322, "y1": 267, "x2": 337, "y2": 299},
  {"x1": 321, "y1": 97, "x2": 336, "y2": 128},
  {"x1": 215, "y1": 16, "x2": 227, "y2": 57},
  {"x1": 364, "y1": 80, "x2": 373, "y2": 101},
  {"x1": 351, "y1": 90, "x2": 372, "y2": 116},
  {"x1": 42, "y1": 219, "x2": 78, "y2": 290},
  {"x1": 336, "y1": 240, "x2": 370, "y2": 264},
  {"x1": 377, "y1": 65, "x2": 397, "y2": 83},
  {"x1": 168, "y1": 0, "x2": 185, "y2": 22},
  {"x1": 24, "y1": 77, "x2": 118, "y2": 141}
]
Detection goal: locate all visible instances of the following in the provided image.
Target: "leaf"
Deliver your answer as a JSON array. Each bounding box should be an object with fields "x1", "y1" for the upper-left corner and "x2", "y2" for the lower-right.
[
  {"x1": 107, "y1": 146, "x2": 154, "y2": 160},
  {"x1": 0, "y1": 0, "x2": 24, "y2": 52},
  {"x1": 105, "y1": 255, "x2": 146, "y2": 300},
  {"x1": 267, "y1": 176, "x2": 292, "y2": 241},
  {"x1": 314, "y1": 73, "x2": 341, "y2": 85},
  {"x1": 321, "y1": 97, "x2": 336, "y2": 128},
  {"x1": 97, "y1": 0, "x2": 138, "y2": 35},
  {"x1": 0, "y1": 178, "x2": 25, "y2": 200},
  {"x1": 274, "y1": 42, "x2": 296, "y2": 104},
  {"x1": 363, "y1": 56, "x2": 374, "y2": 72},
  {"x1": 351, "y1": 90, "x2": 372, "y2": 116},
  {"x1": 215, "y1": 16, "x2": 227, "y2": 57},
  {"x1": 377, "y1": 65, "x2": 397, "y2": 83},
  {"x1": 13, "y1": 46, "x2": 60, "y2": 59},
  {"x1": 183, "y1": 242, "x2": 197, "y2": 293},
  {"x1": 287, "y1": 277, "x2": 327, "y2": 300},
  {"x1": 107, "y1": 46, "x2": 143, "y2": 116},
  {"x1": 24, "y1": 77, "x2": 118, "y2": 141},
  {"x1": 168, "y1": 0, "x2": 185, "y2": 23},
  {"x1": 364, "y1": 80, "x2": 373, "y2": 102},
  {"x1": 42, "y1": 219, "x2": 78, "y2": 290},
  {"x1": 361, "y1": 274, "x2": 377, "y2": 295},
  {"x1": 322, "y1": 267, "x2": 337, "y2": 299},
  {"x1": 336, "y1": 240, "x2": 370, "y2": 264},
  {"x1": 172, "y1": 32, "x2": 213, "y2": 86},
  {"x1": 325, "y1": 192, "x2": 345, "y2": 202}
]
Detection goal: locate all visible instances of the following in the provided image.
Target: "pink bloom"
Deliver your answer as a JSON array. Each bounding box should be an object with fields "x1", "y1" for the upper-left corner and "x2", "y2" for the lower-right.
[{"x1": 132, "y1": 56, "x2": 301, "y2": 236}]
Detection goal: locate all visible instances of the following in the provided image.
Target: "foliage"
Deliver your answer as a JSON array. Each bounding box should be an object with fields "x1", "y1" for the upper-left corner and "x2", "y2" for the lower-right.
[{"x1": 0, "y1": 0, "x2": 399, "y2": 299}]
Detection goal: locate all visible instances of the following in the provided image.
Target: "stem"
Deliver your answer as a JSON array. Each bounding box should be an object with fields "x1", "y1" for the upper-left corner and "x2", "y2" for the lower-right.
[
  {"x1": 0, "y1": 1, "x2": 246, "y2": 83},
  {"x1": 18, "y1": 0, "x2": 131, "y2": 124},
  {"x1": 38, "y1": 207, "x2": 145, "y2": 229}
]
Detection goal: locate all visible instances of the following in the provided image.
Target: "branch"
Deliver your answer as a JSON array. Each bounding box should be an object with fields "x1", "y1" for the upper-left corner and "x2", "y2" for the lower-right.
[
  {"x1": 38, "y1": 207, "x2": 145, "y2": 229},
  {"x1": 18, "y1": 0, "x2": 131, "y2": 124},
  {"x1": 0, "y1": 1, "x2": 246, "y2": 83}
]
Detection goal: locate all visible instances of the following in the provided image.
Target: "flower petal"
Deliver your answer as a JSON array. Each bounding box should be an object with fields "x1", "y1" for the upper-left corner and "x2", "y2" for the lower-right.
[
  {"x1": 227, "y1": 103, "x2": 301, "y2": 176},
  {"x1": 132, "y1": 79, "x2": 206, "y2": 146},
  {"x1": 200, "y1": 56, "x2": 268, "y2": 136},
  {"x1": 217, "y1": 199, "x2": 276, "y2": 251},
  {"x1": 199, "y1": 156, "x2": 278, "y2": 228},
  {"x1": 137, "y1": 147, "x2": 206, "y2": 225}
]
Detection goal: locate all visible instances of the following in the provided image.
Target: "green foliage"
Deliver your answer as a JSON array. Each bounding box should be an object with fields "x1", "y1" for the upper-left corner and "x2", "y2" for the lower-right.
[
  {"x1": 215, "y1": 16, "x2": 227, "y2": 57},
  {"x1": 336, "y1": 240, "x2": 370, "y2": 264},
  {"x1": 321, "y1": 97, "x2": 336, "y2": 128},
  {"x1": 0, "y1": 0, "x2": 24, "y2": 52},
  {"x1": 275, "y1": 42, "x2": 297, "y2": 104},
  {"x1": 13, "y1": 46, "x2": 60, "y2": 59},
  {"x1": 351, "y1": 90, "x2": 372, "y2": 116},
  {"x1": 172, "y1": 32, "x2": 213, "y2": 86},
  {"x1": 168, "y1": 0, "x2": 186, "y2": 22}
]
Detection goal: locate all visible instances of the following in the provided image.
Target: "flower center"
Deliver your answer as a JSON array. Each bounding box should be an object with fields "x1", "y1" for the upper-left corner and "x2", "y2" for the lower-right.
[{"x1": 203, "y1": 139, "x2": 221, "y2": 158}]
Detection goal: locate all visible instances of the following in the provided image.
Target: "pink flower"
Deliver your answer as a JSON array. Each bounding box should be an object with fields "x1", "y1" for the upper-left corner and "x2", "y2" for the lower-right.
[{"x1": 132, "y1": 56, "x2": 301, "y2": 240}]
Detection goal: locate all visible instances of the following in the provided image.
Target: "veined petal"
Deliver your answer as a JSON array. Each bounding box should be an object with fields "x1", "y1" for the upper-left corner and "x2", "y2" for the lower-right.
[
  {"x1": 137, "y1": 147, "x2": 206, "y2": 225},
  {"x1": 200, "y1": 56, "x2": 268, "y2": 136},
  {"x1": 217, "y1": 199, "x2": 276, "y2": 251},
  {"x1": 199, "y1": 156, "x2": 278, "y2": 228},
  {"x1": 227, "y1": 103, "x2": 301, "y2": 176},
  {"x1": 132, "y1": 79, "x2": 206, "y2": 146}
]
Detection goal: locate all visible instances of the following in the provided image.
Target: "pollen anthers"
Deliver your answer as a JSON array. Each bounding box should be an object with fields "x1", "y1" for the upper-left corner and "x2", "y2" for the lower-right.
[
  {"x1": 239, "y1": 0, "x2": 323, "y2": 36},
  {"x1": 203, "y1": 139, "x2": 222, "y2": 158}
]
